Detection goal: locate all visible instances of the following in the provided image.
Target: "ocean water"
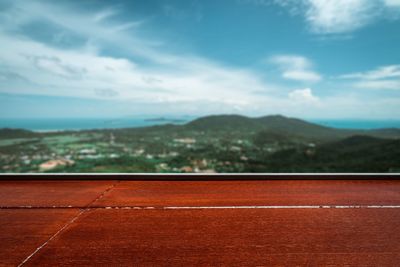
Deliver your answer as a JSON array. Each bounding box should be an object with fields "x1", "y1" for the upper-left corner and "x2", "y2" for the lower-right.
[
  {"x1": 310, "y1": 119, "x2": 400, "y2": 130},
  {"x1": 0, "y1": 117, "x2": 399, "y2": 131},
  {"x1": 0, "y1": 118, "x2": 190, "y2": 132}
]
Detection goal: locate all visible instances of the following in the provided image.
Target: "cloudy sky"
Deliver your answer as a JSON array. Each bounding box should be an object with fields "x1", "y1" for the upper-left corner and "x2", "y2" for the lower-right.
[{"x1": 0, "y1": 0, "x2": 399, "y2": 119}]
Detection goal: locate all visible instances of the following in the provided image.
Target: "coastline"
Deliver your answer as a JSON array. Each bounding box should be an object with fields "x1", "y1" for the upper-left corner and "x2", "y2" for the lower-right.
[
  {"x1": 0, "y1": 118, "x2": 399, "y2": 132},
  {"x1": 0, "y1": 117, "x2": 191, "y2": 132}
]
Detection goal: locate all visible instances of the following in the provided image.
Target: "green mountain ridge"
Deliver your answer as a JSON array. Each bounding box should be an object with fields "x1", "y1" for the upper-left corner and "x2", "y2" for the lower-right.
[
  {"x1": 249, "y1": 135, "x2": 400, "y2": 173},
  {"x1": 0, "y1": 128, "x2": 39, "y2": 139},
  {"x1": 1, "y1": 114, "x2": 400, "y2": 141},
  {"x1": 186, "y1": 114, "x2": 400, "y2": 141},
  {"x1": 1, "y1": 114, "x2": 399, "y2": 173}
]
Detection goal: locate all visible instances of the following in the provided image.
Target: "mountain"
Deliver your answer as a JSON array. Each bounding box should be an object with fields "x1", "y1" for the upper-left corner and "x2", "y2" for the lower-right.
[
  {"x1": 1, "y1": 114, "x2": 399, "y2": 142},
  {"x1": 329, "y1": 135, "x2": 388, "y2": 147},
  {"x1": 255, "y1": 115, "x2": 346, "y2": 141},
  {"x1": 362, "y1": 128, "x2": 400, "y2": 139},
  {"x1": 0, "y1": 128, "x2": 38, "y2": 139},
  {"x1": 246, "y1": 135, "x2": 400, "y2": 173},
  {"x1": 184, "y1": 114, "x2": 400, "y2": 141},
  {"x1": 307, "y1": 135, "x2": 400, "y2": 172},
  {"x1": 186, "y1": 114, "x2": 262, "y2": 131},
  {"x1": 1, "y1": 115, "x2": 399, "y2": 173}
]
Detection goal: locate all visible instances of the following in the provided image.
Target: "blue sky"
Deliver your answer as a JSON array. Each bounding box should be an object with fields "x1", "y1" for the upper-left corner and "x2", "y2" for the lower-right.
[{"x1": 0, "y1": 0, "x2": 399, "y2": 119}]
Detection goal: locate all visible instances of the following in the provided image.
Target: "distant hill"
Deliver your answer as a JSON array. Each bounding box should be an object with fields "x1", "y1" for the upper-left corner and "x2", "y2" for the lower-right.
[
  {"x1": 249, "y1": 135, "x2": 400, "y2": 173},
  {"x1": 186, "y1": 114, "x2": 262, "y2": 131},
  {"x1": 255, "y1": 115, "x2": 345, "y2": 141},
  {"x1": 0, "y1": 128, "x2": 38, "y2": 139},
  {"x1": 1, "y1": 114, "x2": 399, "y2": 142},
  {"x1": 317, "y1": 135, "x2": 400, "y2": 172},
  {"x1": 144, "y1": 117, "x2": 186, "y2": 123},
  {"x1": 362, "y1": 128, "x2": 400, "y2": 139},
  {"x1": 330, "y1": 135, "x2": 387, "y2": 147},
  {"x1": 185, "y1": 114, "x2": 400, "y2": 141},
  {"x1": 1, "y1": 115, "x2": 399, "y2": 173}
]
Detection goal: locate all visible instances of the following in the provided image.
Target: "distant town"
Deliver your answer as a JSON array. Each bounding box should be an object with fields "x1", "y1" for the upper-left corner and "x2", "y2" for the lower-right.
[{"x1": 1, "y1": 115, "x2": 399, "y2": 173}]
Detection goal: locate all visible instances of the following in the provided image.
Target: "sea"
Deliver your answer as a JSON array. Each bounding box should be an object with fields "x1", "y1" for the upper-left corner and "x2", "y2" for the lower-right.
[
  {"x1": 0, "y1": 118, "x2": 192, "y2": 132},
  {"x1": 0, "y1": 117, "x2": 399, "y2": 132},
  {"x1": 310, "y1": 119, "x2": 400, "y2": 130}
]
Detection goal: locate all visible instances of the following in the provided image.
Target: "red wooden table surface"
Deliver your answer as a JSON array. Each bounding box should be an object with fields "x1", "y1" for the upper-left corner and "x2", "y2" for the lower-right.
[{"x1": 1, "y1": 180, "x2": 400, "y2": 266}]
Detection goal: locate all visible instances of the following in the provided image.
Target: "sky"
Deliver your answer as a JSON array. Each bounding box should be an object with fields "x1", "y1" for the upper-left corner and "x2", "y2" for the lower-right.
[{"x1": 0, "y1": 0, "x2": 399, "y2": 119}]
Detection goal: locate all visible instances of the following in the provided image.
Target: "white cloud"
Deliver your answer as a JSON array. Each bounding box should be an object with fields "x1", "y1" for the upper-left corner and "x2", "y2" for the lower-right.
[
  {"x1": 282, "y1": 70, "x2": 321, "y2": 82},
  {"x1": 93, "y1": 8, "x2": 119, "y2": 23},
  {"x1": 340, "y1": 65, "x2": 400, "y2": 80},
  {"x1": 270, "y1": 55, "x2": 322, "y2": 82},
  {"x1": 305, "y1": 0, "x2": 377, "y2": 34},
  {"x1": 94, "y1": 88, "x2": 119, "y2": 97},
  {"x1": 272, "y1": 55, "x2": 311, "y2": 69},
  {"x1": 30, "y1": 56, "x2": 86, "y2": 79},
  {"x1": 288, "y1": 88, "x2": 320, "y2": 104},
  {"x1": 273, "y1": 0, "x2": 400, "y2": 34},
  {"x1": 354, "y1": 80, "x2": 400, "y2": 90},
  {"x1": 384, "y1": 0, "x2": 400, "y2": 7},
  {"x1": 0, "y1": 0, "x2": 398, "y2": 119},
  {"x1": 0, "y1": 32, "x2": 272, "y2": 103},
  {"x1": 340, "y1": 65, "x2": 400, "y2": 90},
  {"x1": 0, "y1": 0, "x2": 285, "y2": 112}
]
